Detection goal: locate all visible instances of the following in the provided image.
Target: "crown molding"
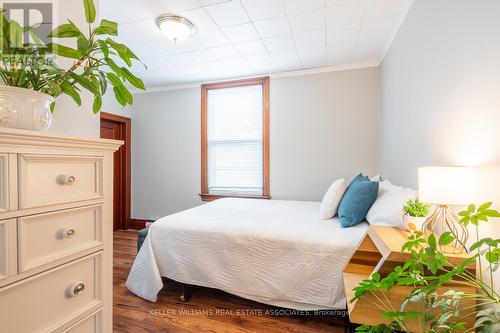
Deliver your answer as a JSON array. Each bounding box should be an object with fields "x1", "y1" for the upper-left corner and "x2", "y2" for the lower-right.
[{"x1": 131, "y1": 61, "x2": 380, "y2": 95}]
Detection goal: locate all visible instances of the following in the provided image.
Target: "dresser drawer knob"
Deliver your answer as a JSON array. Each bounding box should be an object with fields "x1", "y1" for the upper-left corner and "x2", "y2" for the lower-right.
[
  {"x1": 63, "y1": 175, "x2": 76, "y2": 185},
  {"x1": 69, "y1": 281, "x2": 86, "y2": 297},
  {"x1": 64, "y1": 228, "x2": 76, "y2": 238}
]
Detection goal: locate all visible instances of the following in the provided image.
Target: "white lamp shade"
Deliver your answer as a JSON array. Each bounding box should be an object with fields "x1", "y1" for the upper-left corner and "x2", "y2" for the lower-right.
[{"x1": 418, "y1": 167, "x2": 474, "y2": 206}]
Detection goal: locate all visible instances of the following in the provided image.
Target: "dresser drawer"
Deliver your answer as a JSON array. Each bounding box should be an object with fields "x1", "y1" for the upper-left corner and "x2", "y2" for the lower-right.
[
  {"x1": 18, "y1": 205, "x2": 103, "y2": 272},
  {"x1": 61, "y1": 309, "x2": 102, "y2": 333},
  {"x1": 0, "y1": 219, "x2": 17, "y2": 280},
  {"x1": 18, "y1": 154, "x2": 103, "y2": 209},
  {"x1": 0, "y1": 252, "x2": 102, "y2": 333}
]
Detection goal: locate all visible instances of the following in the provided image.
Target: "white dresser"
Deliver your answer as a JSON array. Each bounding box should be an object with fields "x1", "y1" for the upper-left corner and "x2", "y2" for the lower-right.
[{"x1": 0, "y1": 128, "x2": 121, "y2": 333}]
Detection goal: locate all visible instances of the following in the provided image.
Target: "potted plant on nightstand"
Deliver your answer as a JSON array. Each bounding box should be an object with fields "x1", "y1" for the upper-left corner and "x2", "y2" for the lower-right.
[
  {"x1": 402, "y1": 197, "x2": 430, "y2": 233},
  {"x1": 0, "y1": 0, "x2": 145, "y2": 131}
]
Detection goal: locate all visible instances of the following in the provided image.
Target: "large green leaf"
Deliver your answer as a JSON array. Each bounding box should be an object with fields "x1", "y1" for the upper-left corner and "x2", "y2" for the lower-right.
[
  {"x1": 8, "y1": 21, "x2": 23, "y2": 48},
  {"x1": 98, "y1": 40, "x2": 109, "y2": 58},
  {"x1": 77, "y1": 36, "x2": 91, "y2": 54},
  {"x1": 106, "y1": 72, "x2": 124, "y2": 87},
  {"x1": 113, "y1": 86, "x2": 127, "y2": 106},
  {"x1": 438, "y1": 232, "x2": 454, "y2": 246},
  {"x1": 83, "y1": 0, "x2": 96, "y2": 23},
  {"x1": 104, "y1": 57, "x2": 123, "y2": 77},
  {"x1": 106, "y1": 38, "x2": 132, "y2": 66},
  {"x1": 47, "y1": 43, "x2": 82, "y2": 59},
  {"x1": 60, "y1": 81, "x2": 82, "y2": 105},
  {"x1": 70, "y1": 72, "x2": 100, "y2": 95},
  {"x1": 93, "y1": 95, "x2": 102, "y2": 113},
  {"x1": 94, "y1": 19, "x2": 118, "y2": 36},
  {"x1": 49, "y1": 22, "x2": 82, "y2": 38},
  {"x1": 121, "y1": 67, "x2": 145, "y2": 90}
]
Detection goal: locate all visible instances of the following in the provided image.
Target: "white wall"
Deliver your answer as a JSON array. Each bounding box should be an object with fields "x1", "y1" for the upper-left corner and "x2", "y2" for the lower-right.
[
  {"x1": 132, "y1": 88, "x2": 201, "y2": 219},
  {"x1": 130, "y1": 67, "x2": 380, "y2": 219},
  {"x1": 270, "y1": 68, "x2": 380, "y2": 201},
  {"x1": 381, "y1": 0, "x2": 500, "y2": 286},
  {"x1": 102, "y1": 92, "x2": 132, "y2": 118},
  {"x1": 48, "y1": 0, "x2": 101, "y2": 138}
]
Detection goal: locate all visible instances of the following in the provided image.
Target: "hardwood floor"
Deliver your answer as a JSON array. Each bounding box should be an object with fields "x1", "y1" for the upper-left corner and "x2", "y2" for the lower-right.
[{"x1": 114, "y1": 230, "x2": 348, "y2": 333}]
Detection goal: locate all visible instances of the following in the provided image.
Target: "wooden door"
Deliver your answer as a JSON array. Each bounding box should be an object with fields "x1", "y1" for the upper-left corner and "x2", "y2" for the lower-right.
[{"x1": 100, "y1": 113, "x2": 131, "y2": 231}]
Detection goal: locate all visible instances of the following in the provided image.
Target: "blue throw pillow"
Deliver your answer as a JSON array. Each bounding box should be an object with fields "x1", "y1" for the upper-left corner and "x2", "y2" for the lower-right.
[
  {"x1": 338, "y1": 179, "x2": 379, "y2": 228},
  {"x1": 348, "y1": 173, "x2": 369, "y2": 187}
]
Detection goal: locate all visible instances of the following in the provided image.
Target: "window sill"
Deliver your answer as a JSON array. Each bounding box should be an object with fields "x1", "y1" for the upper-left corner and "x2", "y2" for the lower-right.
[{"x1": 199, "y1": 193, "x2": 271, "y2": 202}]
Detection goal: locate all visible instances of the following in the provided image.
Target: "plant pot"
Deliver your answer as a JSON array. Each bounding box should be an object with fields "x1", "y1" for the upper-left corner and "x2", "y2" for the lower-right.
[
  {"x1": 404, "y1": 215, "x2": 427, "y2": 233},
  {"x1": 0, "y1": 86, "x2": 54, "y2": 131}
]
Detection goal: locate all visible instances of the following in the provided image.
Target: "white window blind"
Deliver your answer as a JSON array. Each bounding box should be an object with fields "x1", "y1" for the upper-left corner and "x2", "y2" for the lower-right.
[{"x1": 207, "y1": 85, "x2": 263, "y2": 195}]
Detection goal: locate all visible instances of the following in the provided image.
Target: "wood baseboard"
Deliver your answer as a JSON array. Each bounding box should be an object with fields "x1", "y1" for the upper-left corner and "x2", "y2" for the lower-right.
[{"x1": 127, "y1": 218, "x2": 148, "y2": 230}]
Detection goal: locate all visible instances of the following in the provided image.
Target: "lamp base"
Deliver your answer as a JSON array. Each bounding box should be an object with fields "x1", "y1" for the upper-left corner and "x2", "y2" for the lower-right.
[{"x1": 421, "y1": 205, "x2": 468, "y2": 254}]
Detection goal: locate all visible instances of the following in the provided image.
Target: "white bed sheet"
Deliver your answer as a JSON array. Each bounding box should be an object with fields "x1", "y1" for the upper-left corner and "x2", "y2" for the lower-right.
[{"x1": 126, "y1": 198, "x2": 368, "y2": 310}]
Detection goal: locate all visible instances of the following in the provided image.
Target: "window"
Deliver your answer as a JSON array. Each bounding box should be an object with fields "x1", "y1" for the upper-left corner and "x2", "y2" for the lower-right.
[{"x1": 200, "y1": 77, "x2": 270, "y2": 202}]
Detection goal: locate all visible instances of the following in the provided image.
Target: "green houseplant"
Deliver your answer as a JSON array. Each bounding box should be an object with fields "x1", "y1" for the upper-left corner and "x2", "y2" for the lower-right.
[
  {"x1": 0, "y1": 0, "x2": 145, "y2": 130},
  {"x1": 351, "y1": 202, "x2": 500, "y2": 333},
  {"x1": 403, "y1": 197, "x2": 430, "y2": 233}
]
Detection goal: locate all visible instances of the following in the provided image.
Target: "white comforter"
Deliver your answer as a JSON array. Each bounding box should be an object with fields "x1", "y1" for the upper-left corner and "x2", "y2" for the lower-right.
[{"x1": 126, "y1": 198, "x2": 368, "y2": 310}]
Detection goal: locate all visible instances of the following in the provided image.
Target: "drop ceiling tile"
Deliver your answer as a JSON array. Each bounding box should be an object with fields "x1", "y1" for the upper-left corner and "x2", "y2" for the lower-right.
[
  {"x1": 270, "y1": 49, "x2": 299, "y2": 65},
  {"x1": 222, "y1": 23, "x2": 260, "y2": 43},
  {"x1": 297, "y1": 44, "x2": 325, "y2": 60},
  {"x1": 297, "y1": 44, "x2": 326, "y2": 68},
  {"x1": 294, "y1": 29, "x2": 325, "y2": 48},
  {"x1": 254, "y1": 17, "x2": 291, "y2": 39},
  {"x1": 262, "y1": 34, "x2": 295, "y2": 52},
  {"x1": 101, "y1": 0, "x2": 164, "y2": 24},
  {"x1": 326, "y1": 24, "x2": 360, "y2": 44},
  {"x1": 282, "y1": 0, "x2": 324, "y2": 15},
  {"x1": 199, "y1": 0, "x2": 229, "y2": 5},
  {"x1": 244, "y1": 53, "x2": 274, "y2": 68},
  {"x1": 208, "y1": 45, "x2": 241, "y2": 60},
  {"x1": 195, "y1": 29, "x2": 230, "y2": 48},
  {"x1": 117, "y1": 18, "x2": 164, "y2": 45},
  {"x1": 207, "y1": 58, "x2": 252, "y2": 77},
  {"x1": 148, "y1": 49, "x2": 218, "y2": 70},
  {"x1": 326, "y1": 0, "x2": 366, "y2": 27},
  {"x1": 288, "y1": 8, "x2": 325, "y2": 33},
  {"x1": 241, "y1": 0, "x2": 285, "y2": 21},
  {"x1": 364, "y1": 0, "x2": 413, "y2": 21},
  {"x1": 300, "y1": 57, "x2": 326, "y2": 68},
  {"x1": 327, "y1": 39, "x2": 356, "y2": 65},
  {"x1": 157, "y1": 0, "x2": 201, "y2": 12},
  {"x1": 205, "y1": 1, "x2": 250, "y2": 27},
  {"x1": 180, "y1": 8, "x2": 218, "y2": 32},
  {"x1": 134, "y1": 38, "x2": 204, "y2": 59},
  {"x1": 326, "y1": 0, "x2": 360, "y2": 6},
  {"x1": 234, "y1": 40, "x2": 267, "y2": 56}
]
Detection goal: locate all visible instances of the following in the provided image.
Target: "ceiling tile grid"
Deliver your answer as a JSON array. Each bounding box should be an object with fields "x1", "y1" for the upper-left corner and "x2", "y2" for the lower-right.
[{"x1": 101, "y1": 0, "x2": 414, "y2": 87}]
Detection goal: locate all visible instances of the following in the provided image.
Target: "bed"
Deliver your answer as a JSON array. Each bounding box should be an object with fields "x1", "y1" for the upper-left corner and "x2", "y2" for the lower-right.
[{"x1": 126, "y1": 198, "x2": 368, "y2": 310}]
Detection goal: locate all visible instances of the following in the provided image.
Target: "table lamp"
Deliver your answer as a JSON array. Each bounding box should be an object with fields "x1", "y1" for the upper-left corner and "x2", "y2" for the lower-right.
[{"x1": 418, "y1": 166, "x2": 474, "y2": 254}]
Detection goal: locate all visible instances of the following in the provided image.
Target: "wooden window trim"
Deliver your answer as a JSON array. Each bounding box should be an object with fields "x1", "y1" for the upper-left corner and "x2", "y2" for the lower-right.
[{"x1": 200, "y1": 76, "x2": 270, "y2": 202}]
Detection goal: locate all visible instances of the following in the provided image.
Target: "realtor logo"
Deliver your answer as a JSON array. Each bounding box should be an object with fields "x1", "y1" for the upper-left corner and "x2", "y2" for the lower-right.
[{"x1": 1, "y1": 1, "x2": 54, "y2": 46}]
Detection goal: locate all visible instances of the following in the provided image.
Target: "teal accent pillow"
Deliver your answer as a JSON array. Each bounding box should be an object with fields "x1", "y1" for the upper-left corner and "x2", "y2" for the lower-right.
[
  {"x1": 338, "y1": 177, "x2": 379, "y2": 228},
  {"x1": 348, "y1": 173, "x2": 369, "y2": 187}
]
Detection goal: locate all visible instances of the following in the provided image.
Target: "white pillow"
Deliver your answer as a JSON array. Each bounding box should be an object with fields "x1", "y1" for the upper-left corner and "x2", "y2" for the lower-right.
[
  {"x1": 320, "y1": 179, "x2": 346, "y2": 219},
  {"x1": 366, "y1": 184, "x2": 417, "y2": 228}
]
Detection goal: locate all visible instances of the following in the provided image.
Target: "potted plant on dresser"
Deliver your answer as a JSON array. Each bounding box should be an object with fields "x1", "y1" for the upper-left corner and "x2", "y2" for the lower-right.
[
  {"x1": 0, "y1": 0, "x2": 145, "y2": 131},
  {"x1": 403, "y1": 197, "x2": 430, "y2": 233}
]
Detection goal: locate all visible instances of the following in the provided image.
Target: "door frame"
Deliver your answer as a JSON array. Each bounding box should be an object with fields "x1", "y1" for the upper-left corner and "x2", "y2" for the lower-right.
[{"x1": 100, "y1": 112, "x2": 134, "y2": 230}]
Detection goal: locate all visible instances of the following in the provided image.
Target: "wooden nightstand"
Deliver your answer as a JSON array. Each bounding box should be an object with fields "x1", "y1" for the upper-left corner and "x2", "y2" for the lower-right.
[{"x1": 343, "y1": 226, "x2": 476, "y2": 332}]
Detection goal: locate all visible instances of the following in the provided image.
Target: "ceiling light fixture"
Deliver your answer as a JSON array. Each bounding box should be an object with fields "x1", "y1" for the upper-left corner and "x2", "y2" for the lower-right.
[{"x1": 156, "y1": 14, "x2": 196, "y2": 43}]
